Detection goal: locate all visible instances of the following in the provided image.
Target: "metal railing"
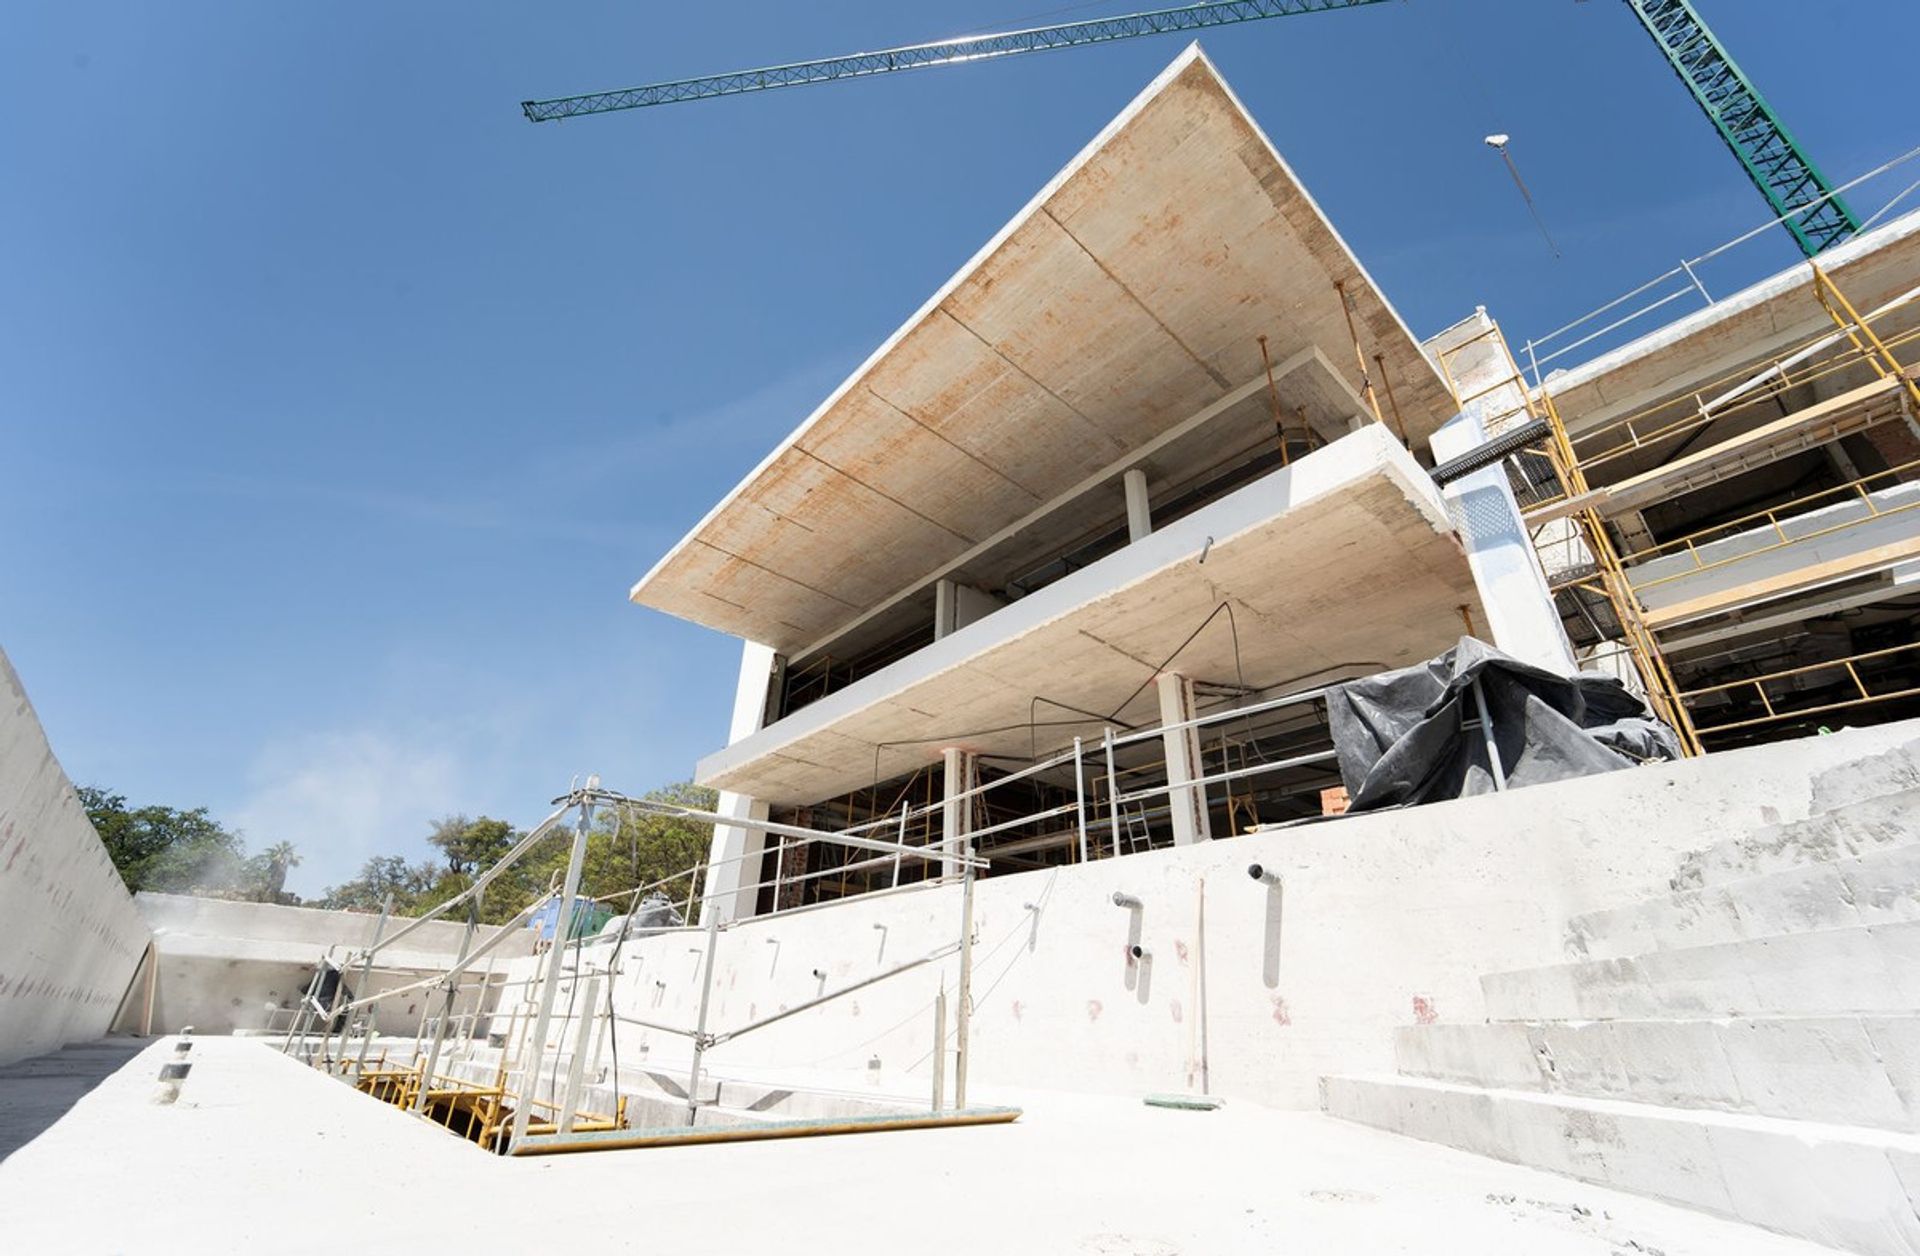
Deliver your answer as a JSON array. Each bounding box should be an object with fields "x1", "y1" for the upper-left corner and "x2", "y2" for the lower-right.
[
  {"x1": 1520, "y1": 142, "x2": 1920, "y2": 388},
  {"x1": 1623, "y1": 459, "x2": 1920, "y2": 594},
  {"x1": 1682, "y1": 640, "x2": 1920, "y2": 738}
]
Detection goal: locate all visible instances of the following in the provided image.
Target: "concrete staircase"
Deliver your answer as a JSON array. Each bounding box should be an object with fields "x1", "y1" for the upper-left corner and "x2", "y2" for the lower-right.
[{"x1": 1323, "y1": 737, "x2": 1920, "y2": 1256}]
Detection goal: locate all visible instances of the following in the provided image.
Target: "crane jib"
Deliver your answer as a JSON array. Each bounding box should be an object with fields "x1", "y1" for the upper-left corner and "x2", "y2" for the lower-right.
[
  {"x1": 522, "y1": 0, "x2": 1858, "y2": 260},
  {"x1": 519, "y1": 0, "x2": 1394, "y2": 121}
]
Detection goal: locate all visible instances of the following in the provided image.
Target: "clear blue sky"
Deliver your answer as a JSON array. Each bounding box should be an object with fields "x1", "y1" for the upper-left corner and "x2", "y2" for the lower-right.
[{"x1": 6, "y1": 1, "x2": 1918, "y2": 896}]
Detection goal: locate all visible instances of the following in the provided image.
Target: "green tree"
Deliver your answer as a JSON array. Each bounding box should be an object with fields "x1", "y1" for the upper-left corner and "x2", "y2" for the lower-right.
[
  {"x1": 427, "y1": 815, "x2": 519, "y2": 877},
  {"x1": 313, "y1": 854, "x2": 440, "y2": 913},
  {"x1": 79, "y1": 786, "x2": 248, "y2": 894},
  {"x1": 260, "y1": 841, "x2": 301, "y2": 904}
]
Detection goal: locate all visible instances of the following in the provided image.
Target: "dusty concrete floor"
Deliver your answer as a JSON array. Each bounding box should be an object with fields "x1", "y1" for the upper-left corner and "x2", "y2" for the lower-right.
[
  {"x1": 0, "y1": 1037, "x2": 1847, "y2": 1254},
  {"x1": 0, "y1": 1039, "x2": 148, "y2": 1161}
]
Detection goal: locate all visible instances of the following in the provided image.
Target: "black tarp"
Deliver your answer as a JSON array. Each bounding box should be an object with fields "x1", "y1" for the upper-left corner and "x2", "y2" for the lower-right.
[{"x1": 1326, "y1": 637, "x2": 1681, "y2": 813}]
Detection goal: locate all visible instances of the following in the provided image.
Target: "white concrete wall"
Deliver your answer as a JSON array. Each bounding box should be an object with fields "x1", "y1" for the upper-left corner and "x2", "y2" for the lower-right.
[
  {"x1": 129, "y1": 892, "x2": 533, "y2": 1037},
  {"x1": 508, "y1": 719, "x2": 1920, "y2": 1109},
  {"x1": 701, "y1": 641, "x2": 778, "y2": 922},
  {"x1": 133, "y1": 892, "x2": 510, "y2": 955},
  {"x1": 0, "y1": 647, "x2": 150, "y2": 1065}
]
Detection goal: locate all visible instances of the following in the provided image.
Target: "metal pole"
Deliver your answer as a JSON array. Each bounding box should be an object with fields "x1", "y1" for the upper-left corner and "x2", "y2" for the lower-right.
[
  {"x1": 557, "y1": 974, "x2": 601, "y2": 1136},
  {"x1": 684, "y1": 909, "x2": 721, "y2": 1126},
  {"x1": 1194, "y1": 877, "x2": 1210, "y2": 1096},
  {"x1": 315, "y1": 955, "x2": 348, "y2": 1070},
  {"x1": 1470, "y1": 677, "x2": 1508, "y2": 792},
  {"x1": 345, "y1": 893, "x2": 394, "y2": 1078},
  {"x1": 1073, "y1": 736, "x2": 1089, "y2": 864},
  {"x1": 931, "y1": 979, "x2": 947, "y2": 1113},
  {"x1": 283, "y1": 964, "x2": 323, "y2": 1055},
  {"x1": 891, "y1": 805, "x2": 908, "y2": 889},
  {"x1": 1103, "y1": 727, "x2": 1121, "y2": 860},
  {"x1": 509, "y1": 793, "x2": 596, "y2": 1148},
  {"x1": 953, "y1": 839, "x2": 977, "y2": 1110},
  {"x1": 1679, "y1": 256, "x2": 1713, "y2": 305},
  {"x1": 414, "y1": 894, "x2": 481, "y2": 1112}
]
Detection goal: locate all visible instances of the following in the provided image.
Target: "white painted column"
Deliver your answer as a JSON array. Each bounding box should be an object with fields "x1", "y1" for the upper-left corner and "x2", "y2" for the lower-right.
[
  {"x1": 934, "y1": 578, "x2": 957, "y2": 640},
  {"x1": 1124, "y1": 468, "x2": 1152, "y2": 543},
  {"x1": 941, "y1": 747, "x2": 976, "y2": 881},
  {"x1": 1430, "y1": 408, "x2": 1578, "y2": 675},
  {"x1": 1155, "y1": 672, "x2": 1211, "y2": 846},
  {"x1": 701, "y1": 641, "x2": 782, "y2": 924}
]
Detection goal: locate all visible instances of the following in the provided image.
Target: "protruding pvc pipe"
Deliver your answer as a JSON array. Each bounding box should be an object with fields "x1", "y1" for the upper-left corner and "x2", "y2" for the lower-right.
[
  {"x1": 1248, "y1": 864, "x2": 1281, "y2": 886},
  {"x1": 1112, "y1": 891, "x2": 1142, "y2": 909},
  {"x1": 1129, "y1": 944, "x2": 1150, "y2": 961}
]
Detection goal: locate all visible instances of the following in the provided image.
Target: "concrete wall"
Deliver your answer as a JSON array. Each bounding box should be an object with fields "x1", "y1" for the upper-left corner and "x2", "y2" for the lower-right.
[
  {"x1": 128, "y1": 893, "x2": 534, "y2": 1037},
  {"x1": 0, "y1": 647, "x2": 150, "y2": 1066},
  {"x1": 507, "y1": 720, "x2": 1920, "y2": 1109}
]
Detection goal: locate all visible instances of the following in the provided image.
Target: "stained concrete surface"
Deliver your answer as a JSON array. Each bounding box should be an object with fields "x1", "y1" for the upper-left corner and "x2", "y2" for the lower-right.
[
  {"x1": 0, "y1": 1038, "x2": 147, "y2": 1161},
  {"x1": 0, "y1": 1037, "x2": 1854, "y2": 1254},
  {"x1": 633, "y1": 46, "x2": 1457, "y2": 654}
]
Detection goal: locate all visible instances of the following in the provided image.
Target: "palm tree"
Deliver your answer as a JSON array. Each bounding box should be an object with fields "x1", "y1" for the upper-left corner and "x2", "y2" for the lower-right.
[{"x1": 262, "y1": 841, "x2": 300, "y2": 903}]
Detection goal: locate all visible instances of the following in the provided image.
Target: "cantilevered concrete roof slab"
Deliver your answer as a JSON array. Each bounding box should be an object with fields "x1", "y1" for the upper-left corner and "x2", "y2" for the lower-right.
[
  {"x1": 632, "y1": 44, "x2": 1456, "y2": 654},
  {"x1": 696, "y1": 426, "x2": 1479, "y2": 806}
]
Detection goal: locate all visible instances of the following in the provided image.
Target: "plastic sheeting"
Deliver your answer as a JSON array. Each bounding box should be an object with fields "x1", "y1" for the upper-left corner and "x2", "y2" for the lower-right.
[{"x1": 1326, "y1": 637, "x2": 1681, "y2": 813}]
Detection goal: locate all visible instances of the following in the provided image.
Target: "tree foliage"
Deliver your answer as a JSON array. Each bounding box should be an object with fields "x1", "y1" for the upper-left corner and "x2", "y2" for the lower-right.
[
  {"x1": 80, "y1": 780, "x2": 718, "y2": 924},
  {"x1": 79, "y1": 785, "x2": 295, "y2": 903},
  {"x1": 311, "y1": 783, "x2": 718, "y2": 924}
]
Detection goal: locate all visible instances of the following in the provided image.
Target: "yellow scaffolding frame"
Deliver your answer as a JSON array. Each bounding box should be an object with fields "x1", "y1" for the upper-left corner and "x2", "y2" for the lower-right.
[
  {"x1": 1681, "y1": 639, "x2": 1920, "y2": 739},
  {"x1": 1432, "y1": 317, "x2": 1703, "y2": 755}
]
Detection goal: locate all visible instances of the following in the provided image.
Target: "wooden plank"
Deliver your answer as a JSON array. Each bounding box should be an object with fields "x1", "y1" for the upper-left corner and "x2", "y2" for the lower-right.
[
  {"x1": 509, "y1": 1104, "x2": 1023, "y2": 1156},
  {"x1": 1598, "y1": 375, "x2": 1902, "y2": 516}
]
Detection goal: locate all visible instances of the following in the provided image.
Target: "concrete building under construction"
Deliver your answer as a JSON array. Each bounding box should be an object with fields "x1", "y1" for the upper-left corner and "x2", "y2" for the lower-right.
[{"x1": 6, "y1": 42, "x2": 1920, "y2": 1256}]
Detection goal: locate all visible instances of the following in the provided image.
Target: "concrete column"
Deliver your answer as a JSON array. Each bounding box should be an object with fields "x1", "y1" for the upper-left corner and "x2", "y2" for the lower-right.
[
  {"x1": 934, "y1": 578, "x2": 957, "y2": 640},
  {"x1": 701, "y1": 641, "x2": 782, "y2": 924},
  {"x1": 1155, "y1": 672, "x2": 1211, "y2": 846},
  {"x1": 1429, "y1": 407, "x2": 1578, "y2": 675},
  {"x1": 941, "y1": 747, "x2": 977, "y2": 881},
  {"x1": 1124, "y1": 468, "x2": 1152, "y2": 543}
]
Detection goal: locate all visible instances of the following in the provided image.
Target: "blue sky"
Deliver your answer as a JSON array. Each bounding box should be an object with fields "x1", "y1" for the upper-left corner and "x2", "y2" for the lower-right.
[{"x1": 6, "y1": 1, "x2": 1918, "y2": 896}]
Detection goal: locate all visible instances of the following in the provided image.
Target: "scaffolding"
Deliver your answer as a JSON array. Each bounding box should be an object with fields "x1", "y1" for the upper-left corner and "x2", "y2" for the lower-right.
[{"x1": 1464, "y1": 237, "x2": 1920, "y2": 752}]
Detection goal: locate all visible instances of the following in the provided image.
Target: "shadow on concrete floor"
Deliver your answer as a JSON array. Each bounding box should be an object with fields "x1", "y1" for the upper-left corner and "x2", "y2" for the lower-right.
[{"x1": 0, "y1": 1038, "x2": 150, "y2": 1161}]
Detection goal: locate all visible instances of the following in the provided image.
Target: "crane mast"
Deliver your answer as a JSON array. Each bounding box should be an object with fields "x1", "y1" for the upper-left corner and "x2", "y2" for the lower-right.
[{"x1": 1624, "y1": 0, "x2": 1856, "y2": 257}]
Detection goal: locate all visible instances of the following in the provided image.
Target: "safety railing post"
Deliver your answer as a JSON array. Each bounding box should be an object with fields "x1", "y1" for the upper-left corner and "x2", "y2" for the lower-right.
[
  {"x1": 1073, "y1": 736, "x2": 1089, "y2": 864},
  {"x1": 1470, "y1": 676, "x2": 1508, "y2": 792},
  {"x1": 557, "y1": 974, "x2": 602, "y2": 1136},
  {"x1": 348, "y1": 893, "x2": 395, "y2": 1078},
  {"x1": 953, "y1": 837, "x2": 977, "y2": 1110},
  {"x1": 414, "y1": 894, "x2": 481, "y2": 1112},
  {"x1": 1102, "y1": 727, "x2": 1121, "y2": 860},
  {"x1": 509, "y1": 792, "x2": 596, "y2": 1149},
  {"x1": 931, "y1": 979, "x2": 947, "y2": 1113},
  {"x1": 684, "y1": 910, "x2": 721, "y2": 1127}
]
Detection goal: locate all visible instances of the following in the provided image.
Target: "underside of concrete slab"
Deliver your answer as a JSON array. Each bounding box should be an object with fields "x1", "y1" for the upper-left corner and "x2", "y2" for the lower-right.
[{"x1": 631, "y1": 46, "x2": 1455, "y2": 656}]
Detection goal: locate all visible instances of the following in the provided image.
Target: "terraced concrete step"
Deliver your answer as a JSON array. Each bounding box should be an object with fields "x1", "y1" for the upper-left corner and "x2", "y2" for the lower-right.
[
  {"x1": 1809, "y1": 737, "x2": 1920, "y2": 814},
  {"x1": 1483, "y1": 920, "x2": 1920, "y2": 1020},
  {"x1": 1568, "y1": 842, "x2": 1920, "y2": 960},
  {"x1": 1670, "y1": 783, "x2": 1920, "y2": 892},
  {"x1": 1395, "y1": 1016, "x2": 1920, "y2": 1132},
  {"x1": 1321, "y1": 1073, "x2": 1920, "y2": 1256}
]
